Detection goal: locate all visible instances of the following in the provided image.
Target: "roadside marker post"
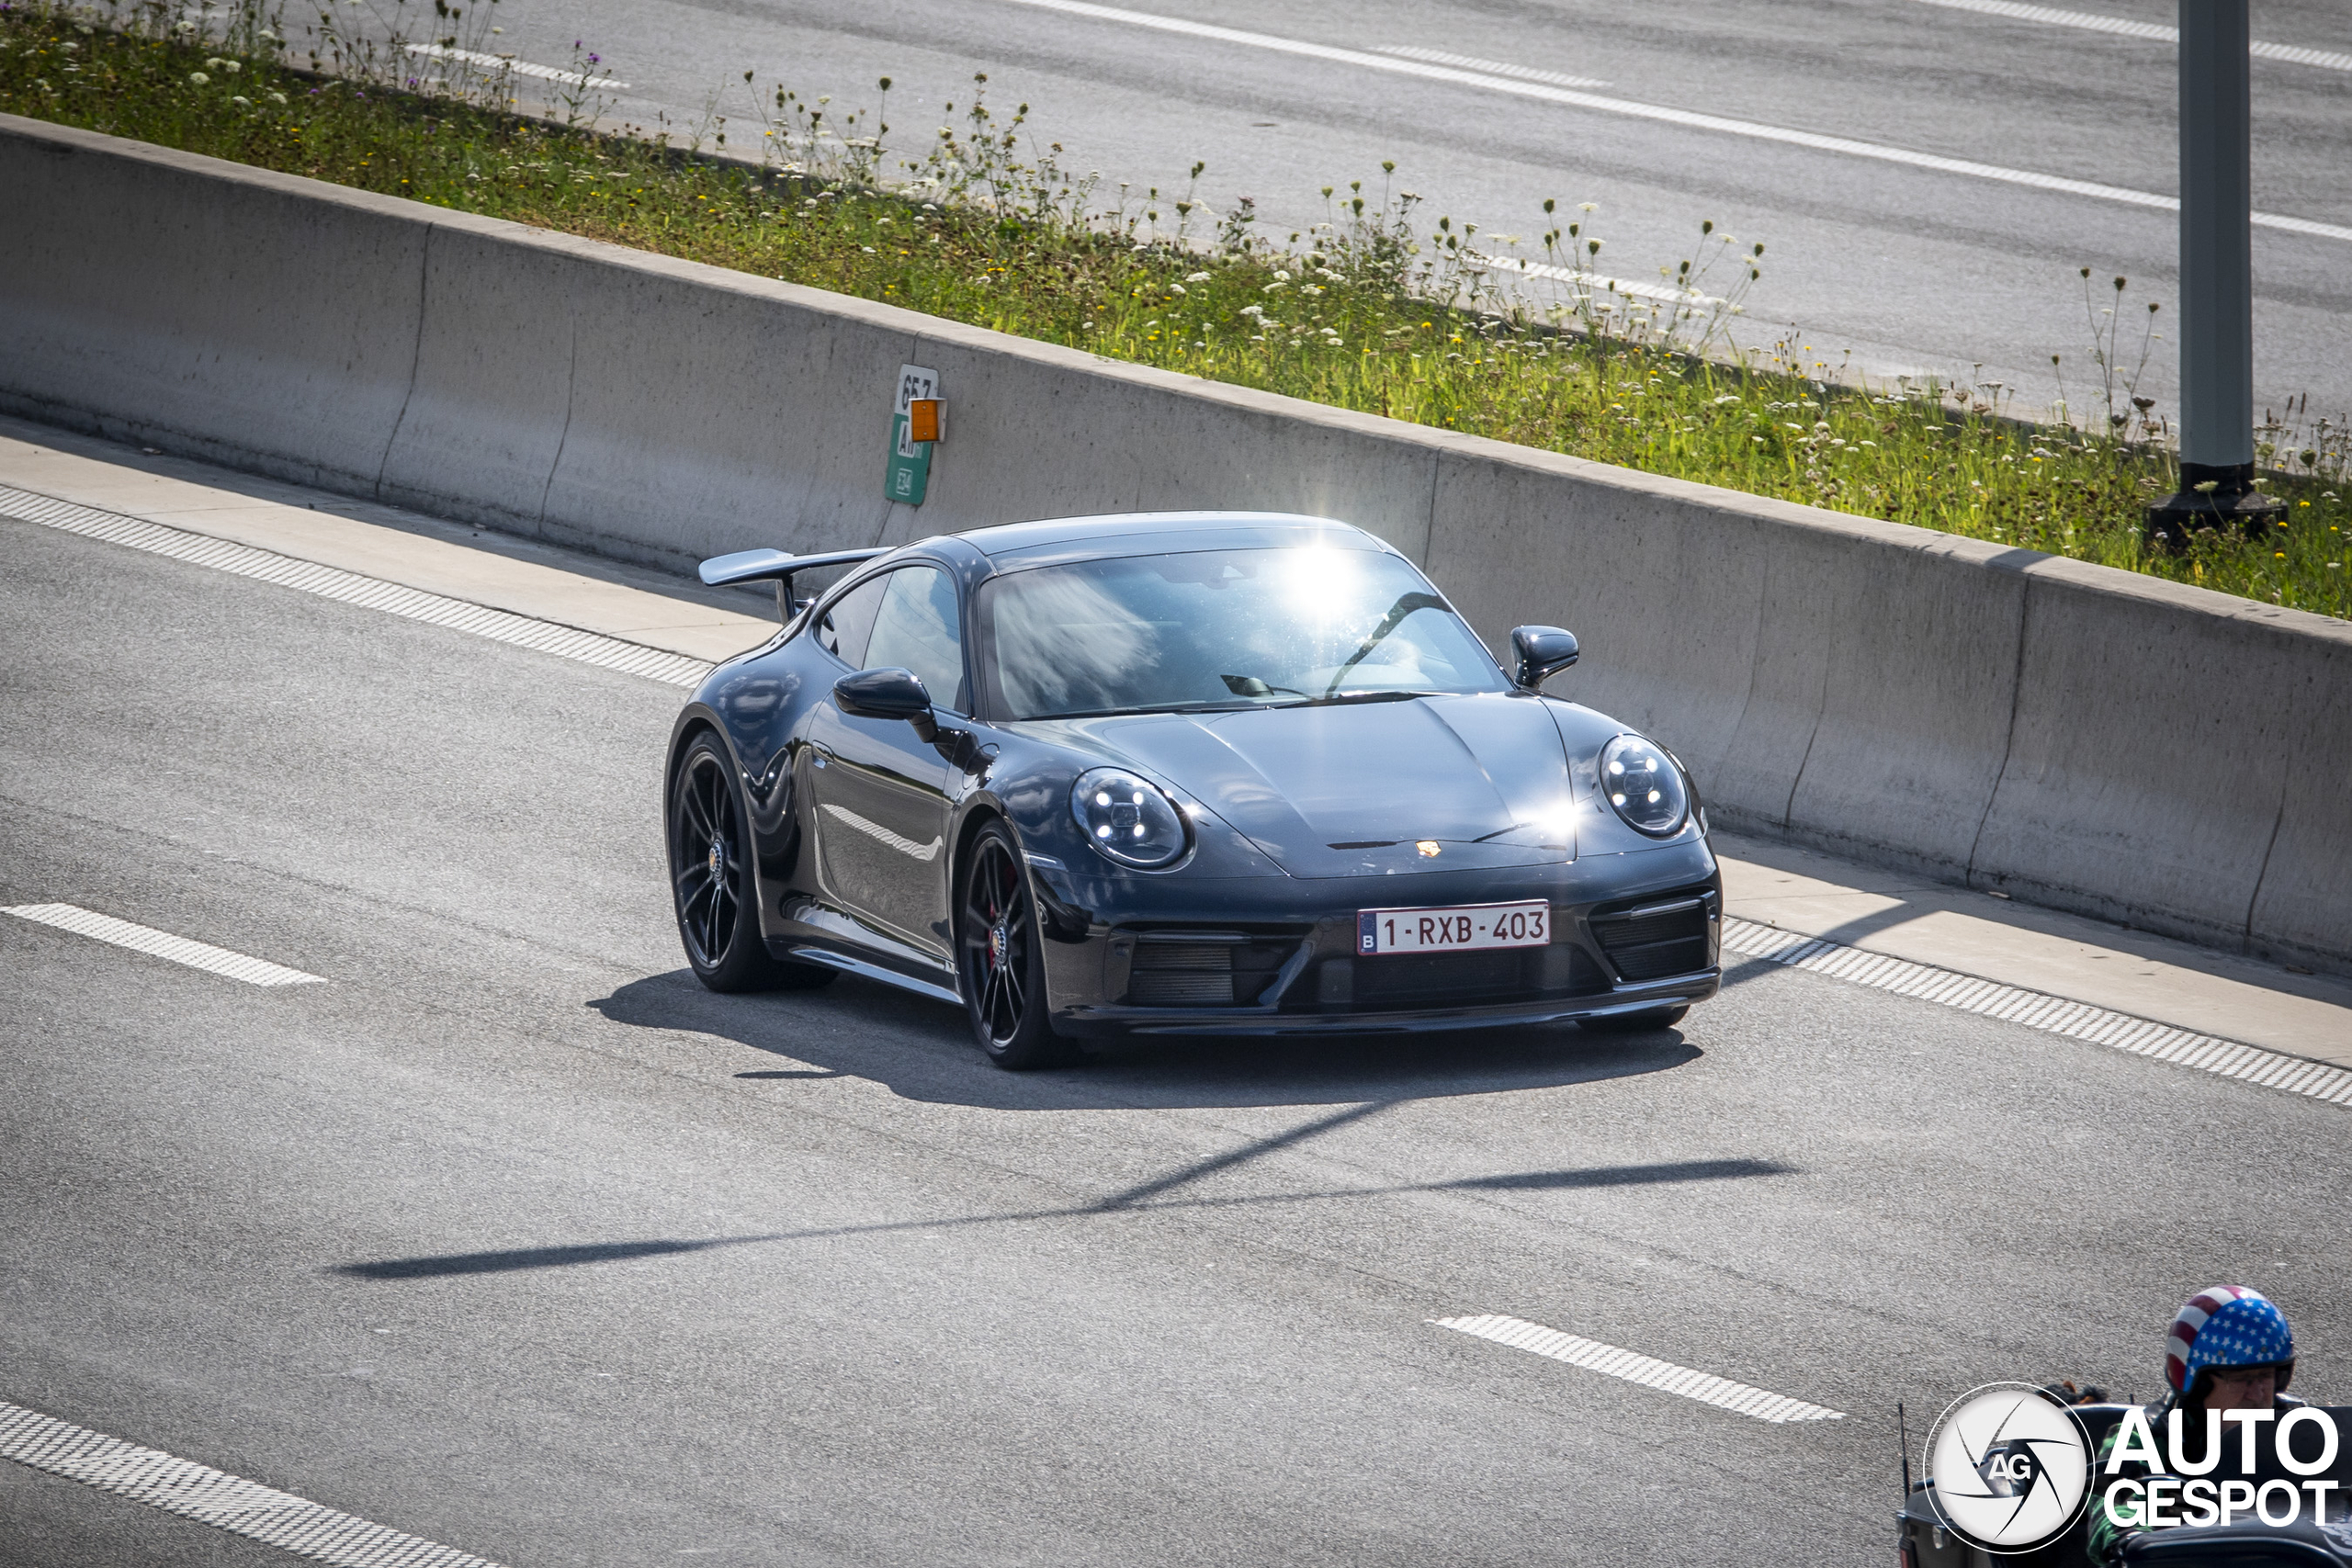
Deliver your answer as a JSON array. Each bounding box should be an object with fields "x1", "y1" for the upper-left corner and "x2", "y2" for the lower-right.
[
  {"x1": 2148, "y1": 0, "x2": 2282, "y2": 544},
  {"x1": 885, "y1": 365, "x2": 941, "y2": 506}
]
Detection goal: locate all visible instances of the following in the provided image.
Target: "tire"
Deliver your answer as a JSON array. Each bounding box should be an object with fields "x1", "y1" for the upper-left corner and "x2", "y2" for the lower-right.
[
  {"x1": 1580, "y1": 1004, "x2": 1690, "y2": 1034},
  {"x1": 668, "y1": 731, "x2": 837, "y2": 994},
  {"x1": 956, "y1": 822, "x2": 1075, "y2": 1069}
]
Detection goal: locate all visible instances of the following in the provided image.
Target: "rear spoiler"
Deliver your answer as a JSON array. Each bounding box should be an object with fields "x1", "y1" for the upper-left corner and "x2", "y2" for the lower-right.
[{"x1": 698, "y1": 547, "x2": 888, "y2": 620}]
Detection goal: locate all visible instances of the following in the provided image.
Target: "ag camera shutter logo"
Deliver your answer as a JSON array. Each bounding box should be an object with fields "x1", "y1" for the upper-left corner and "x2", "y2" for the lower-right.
[{"x1": 1925, "y1": 1383, "x2": 2094, "y2": 1552}]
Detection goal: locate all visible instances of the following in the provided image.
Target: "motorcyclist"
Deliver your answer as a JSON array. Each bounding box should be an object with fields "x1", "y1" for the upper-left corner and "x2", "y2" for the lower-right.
[{"x1": 2087, "y1": 1286, "x2": 2309, "y2": 1566}]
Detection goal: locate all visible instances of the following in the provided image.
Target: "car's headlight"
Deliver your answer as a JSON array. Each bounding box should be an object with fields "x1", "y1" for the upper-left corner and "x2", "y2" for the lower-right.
[
  {"x1": 1070, "y1": 768, "x2": 1189, "y2": 867},
  {"x1": 1600, "y1": 734, "x2": 1689, "y2": 837}
]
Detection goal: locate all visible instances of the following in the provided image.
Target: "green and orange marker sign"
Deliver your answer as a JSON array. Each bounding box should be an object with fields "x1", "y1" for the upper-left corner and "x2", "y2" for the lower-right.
[{"x1": 885, "y1": 364, "x2": 940, "y2": 505}]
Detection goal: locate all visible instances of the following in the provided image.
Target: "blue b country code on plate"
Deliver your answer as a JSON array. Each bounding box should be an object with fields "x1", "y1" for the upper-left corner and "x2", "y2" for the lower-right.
[{"x1": 1358, "y1": 900, "x2": 1551, "y2": 955}]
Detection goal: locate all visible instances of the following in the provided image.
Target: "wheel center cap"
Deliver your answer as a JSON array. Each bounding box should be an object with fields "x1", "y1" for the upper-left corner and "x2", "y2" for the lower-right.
[
  {"x1": 989, "y1": 922, "x2": 1007, "y2": 965},
  {"x1": 707, "y1": 837, "x2": 725, "y2": 880}
]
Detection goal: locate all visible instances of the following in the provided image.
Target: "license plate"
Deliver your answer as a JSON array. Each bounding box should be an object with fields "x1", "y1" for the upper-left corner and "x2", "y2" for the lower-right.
[{"x1": 1357, "y1": 899, "x2": 1551, "y2": 955}]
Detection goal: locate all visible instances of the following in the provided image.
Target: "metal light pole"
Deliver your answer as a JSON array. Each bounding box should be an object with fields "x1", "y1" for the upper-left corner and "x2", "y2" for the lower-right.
[{"x1": 2148, "y1": 0, "x2": 2282, "y2": 545}]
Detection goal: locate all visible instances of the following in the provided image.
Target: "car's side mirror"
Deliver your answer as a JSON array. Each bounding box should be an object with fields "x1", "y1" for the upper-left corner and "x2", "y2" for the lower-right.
[
  {"x1": 1510, "y1": 626, "x2": 1580, "y2": 690},
  {"x1": 834, "y1": 667, "x2": 939, "y2": 741}
]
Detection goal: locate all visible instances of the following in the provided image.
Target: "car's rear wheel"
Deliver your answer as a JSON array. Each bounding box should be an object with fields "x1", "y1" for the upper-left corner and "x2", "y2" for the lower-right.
[
  {"x1": 668, "y1": 731, "x2": 836, "y2": 994},
  {"x1": 957, "y1": 824, "x2": 1074, "y2": 1069},
  {"x1": 1580, "y1": 1004, "x2": 1690, "y2": 1033}
]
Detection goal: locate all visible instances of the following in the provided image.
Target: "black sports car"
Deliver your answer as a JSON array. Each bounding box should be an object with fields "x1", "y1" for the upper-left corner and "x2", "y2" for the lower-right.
[{"x1": 666, "y1": 512, "x2": 1721, "y2": 1067}]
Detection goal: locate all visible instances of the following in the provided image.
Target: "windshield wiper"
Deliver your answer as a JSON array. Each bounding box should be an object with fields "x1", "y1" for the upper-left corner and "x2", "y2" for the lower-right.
[
  {"x1": 1271, "y1": 688, "x2": 1436, "y2": 709},
  {"x1": 1025, "y1": 698, "x2": 1260, "y2": 720},
  {"x1": 1321, "y1": 591, "x2": 1445, "y2": 699},
  {"x1": 1220, "y1": 674, "x2": 1307, "y2": 698}
]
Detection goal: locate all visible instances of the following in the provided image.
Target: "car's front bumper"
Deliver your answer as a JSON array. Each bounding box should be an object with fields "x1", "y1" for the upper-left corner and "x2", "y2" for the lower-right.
[
  {"x1": 1058, "y1": 971, "x2": 1718, "y2": 1037},
  {"x1": 1033, "y1": 837, "x2": 1722, "y2": 1039}
]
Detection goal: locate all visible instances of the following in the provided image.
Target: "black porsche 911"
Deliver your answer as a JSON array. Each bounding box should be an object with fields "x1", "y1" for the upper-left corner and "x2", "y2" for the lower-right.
[{"x1": 665, "y1": 511, "x2": 1721, "y2": 1068}]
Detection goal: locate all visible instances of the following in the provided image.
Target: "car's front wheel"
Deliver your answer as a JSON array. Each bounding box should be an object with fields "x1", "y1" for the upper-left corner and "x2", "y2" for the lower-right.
[
  {"x1": 668, "y1": 731, "x2": 836, "y2": 994},
  {"x1": 957, "y1": 823, "x2": 1074, "y2": 1069}
]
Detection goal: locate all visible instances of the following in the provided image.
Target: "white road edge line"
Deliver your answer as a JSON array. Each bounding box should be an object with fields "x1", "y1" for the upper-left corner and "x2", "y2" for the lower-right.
[
  {"x1": 1907, "y1": 0, "x2": 2352, "y2": 74},
  {"x1": 3, "y1": 904, "x2": 325, "y2": 987},
  {"x1": 404, "y1": 42, "x2": 631, "y2": 88},
  {"x1": 1431, "y1": 1314, "x2": 1845, "y2": 1423},
  {"x1": 1373, "y1": 46, "x2": 1609, "y2": 90},
  {"x1": 0, "y1": 483, "x2": 718, "y2": 690},
  {"x1": 0, "y1": 1398, "x2": 506, "y2": 1568},
  {"x1": 990, "y1": 0, "x2": 2352, "y2": 244},
  {"x1": 1720, "y1": 916, "x2": 2352, "y2": 1109}
]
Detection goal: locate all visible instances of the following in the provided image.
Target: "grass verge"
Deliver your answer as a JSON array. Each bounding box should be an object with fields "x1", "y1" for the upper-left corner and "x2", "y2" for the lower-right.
[{"x1": 4, "y1": 3, "x2": 2348, "y2": 618}]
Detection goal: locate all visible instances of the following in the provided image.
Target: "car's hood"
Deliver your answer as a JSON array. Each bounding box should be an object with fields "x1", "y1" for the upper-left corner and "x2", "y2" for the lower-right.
[{"x1": 1059, "y1": 694, "x2": 1579, "y2": 877}]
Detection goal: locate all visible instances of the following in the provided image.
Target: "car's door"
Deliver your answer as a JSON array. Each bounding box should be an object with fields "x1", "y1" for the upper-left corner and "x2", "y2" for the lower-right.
[{"x1": 805, "y1": 564, "x2": 967, "y2": 961}]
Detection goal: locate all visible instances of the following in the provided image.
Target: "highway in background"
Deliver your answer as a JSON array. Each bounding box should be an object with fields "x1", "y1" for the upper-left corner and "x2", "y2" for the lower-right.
[
  {"x1": 6, "y1": 427, "x2": 2351, "y2": 1565},
  {"x1": 461, "y1": 0, "x2": 2352, "y2": 425}
]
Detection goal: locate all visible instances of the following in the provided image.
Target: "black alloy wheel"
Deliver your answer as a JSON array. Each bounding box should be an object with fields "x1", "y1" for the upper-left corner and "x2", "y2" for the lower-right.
[
  {"x1": 957, "y1": 823, "x2": 1073, "y2": 1069},
  {"x1": 668, "y1": 732, "x2": 834, "y2": 993}
]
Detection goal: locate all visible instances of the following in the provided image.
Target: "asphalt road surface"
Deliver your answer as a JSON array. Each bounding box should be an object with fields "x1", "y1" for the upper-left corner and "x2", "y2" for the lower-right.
[
  {"x1": 6, "y1": 487, "x2": 2352, "y2": 1565},
  {"x1": 440, "y1": 0, "x2": 2352, "y2": 425}
]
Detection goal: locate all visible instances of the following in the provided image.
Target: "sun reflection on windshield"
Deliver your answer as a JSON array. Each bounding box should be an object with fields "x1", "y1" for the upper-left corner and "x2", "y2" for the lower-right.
[{"x1": 981, "y1": 545, "x2": 1510, "y2": 720}]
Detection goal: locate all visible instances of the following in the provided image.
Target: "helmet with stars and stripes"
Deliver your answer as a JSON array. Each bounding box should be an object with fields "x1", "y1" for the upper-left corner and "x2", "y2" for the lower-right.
[{"x1": 2167, "y1": 1285, "x2": 2295, "y2": 1397}]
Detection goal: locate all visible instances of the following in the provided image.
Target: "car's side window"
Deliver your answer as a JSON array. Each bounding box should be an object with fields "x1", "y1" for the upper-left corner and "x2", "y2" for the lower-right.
[
  {"x1": 863, "y1": 566, "x2": 967, "y2": 712},
  {"x1": 814, "y1": 573, "x2": 889, "y2": 667}
]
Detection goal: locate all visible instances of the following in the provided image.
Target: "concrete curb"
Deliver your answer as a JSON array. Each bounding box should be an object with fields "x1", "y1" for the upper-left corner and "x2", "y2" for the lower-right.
[{"x1": 4, "y1": 111, "x2": 2346, "y2": 969}]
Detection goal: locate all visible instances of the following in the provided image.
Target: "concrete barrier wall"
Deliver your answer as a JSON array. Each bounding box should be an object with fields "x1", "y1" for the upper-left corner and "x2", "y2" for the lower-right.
[{"x1": 6, "y1": 112, "x2": 2348, "y2": 969}]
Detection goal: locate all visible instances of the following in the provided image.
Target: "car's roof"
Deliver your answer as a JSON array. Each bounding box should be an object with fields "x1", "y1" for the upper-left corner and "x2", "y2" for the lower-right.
[{"x1": 952, "y1": 511, "x2": 1390, "y2": 569}]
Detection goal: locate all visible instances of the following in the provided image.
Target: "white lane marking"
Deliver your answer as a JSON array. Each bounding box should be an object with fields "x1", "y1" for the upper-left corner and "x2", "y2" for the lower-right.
[
  {"x1": 820, "y1": 801, "x2": 944, "y2": 861},
  {"x1": 0, "y1": 484, "x2": 717, "y2": 689},
  {"x1": 0, "y1": 1398, "x2": 505, "y2": 1568},
  {"x1": 1432, "y1": 1314, "x2": 1844, "y2": 1423},
  {"x1": 404, "y1": 42, "x2": 631, "y2": 87},
  {"x1": 989, "y1": 0, "x2": 2352, "y2": 245},
  {"x1": 1720, "y1": 917, "x2": 2352, "y2": 1108},
  {"x1": 1373, "y1": 46, "x2": 1609, "y2": 89},
  {"x1": 1488, "y1": 255, "x2": 1719, "y2": 307},
  {"x1": 3, "y1": 904, "x2": 324, "y2": 987},
  {"x1": 1907, "y1": 0, "x2": 2352, "y2": 73}
]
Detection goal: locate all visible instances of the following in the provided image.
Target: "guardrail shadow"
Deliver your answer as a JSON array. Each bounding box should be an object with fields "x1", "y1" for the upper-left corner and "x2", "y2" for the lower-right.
[{"x1": 586, "y1": 968, "x2": 1702, "y2": 1112}]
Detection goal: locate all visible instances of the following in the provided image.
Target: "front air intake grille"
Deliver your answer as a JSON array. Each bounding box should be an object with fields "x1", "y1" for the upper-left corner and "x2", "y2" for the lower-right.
[
  {"x1": 1311, "y1": 942, "x2": 1607, "y2": 1014},
  {"x1": 1124, "y1": 935, "x2": 1299, "y2": 1007},
  {"x1": 1351, "y1": 949, "x2": 1527, "y2": 1010},
  {"x1": 1590, "y1": 895, "x2": 1713, "y2": 981},
  {"x1": 1128, "y1": 942, "x2": 1234, "y2": 1006}
]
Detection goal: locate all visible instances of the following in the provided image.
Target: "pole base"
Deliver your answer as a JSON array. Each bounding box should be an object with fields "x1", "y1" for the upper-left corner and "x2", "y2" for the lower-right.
[{"x1": 2145, "y1": 461, "x2": 2286, "y2": 548}]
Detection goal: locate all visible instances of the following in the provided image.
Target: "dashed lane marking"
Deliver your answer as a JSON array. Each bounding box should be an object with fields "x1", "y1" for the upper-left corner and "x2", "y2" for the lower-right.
[
  {"x1": 404, "y1": 41, "x2": 632, "y2": 87},
  {"x1": 1432, "y1": 1314, "x2": 1844, "y2": 1423},
  {"x1": 1907, "y1": 0, "x2": 2352, "y2": 73},
  {"x1": 1721, "y1": 917, "x2": 2352, "y2": 1108},
  {"x1": 3, "y1": 904, "x2": 325, "y2": 987},
  {"x1": 0, "y1": 1398, "x2": 505, "y2": 1567},
  {"x1": 990, "y1": 0, "x2": 2352, "y2": 244},
  {"x1": 0, "y1": 484, "x2": 718, "y2": 689},
  {"x1": 1372, "y1": 46, "x2": 1609, "y2": 89}
]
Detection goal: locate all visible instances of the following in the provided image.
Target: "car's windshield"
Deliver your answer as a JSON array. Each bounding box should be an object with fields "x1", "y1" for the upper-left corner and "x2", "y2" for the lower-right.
[{"x1": 978, "y1": 546, "x2": 1509, "y2": 720}]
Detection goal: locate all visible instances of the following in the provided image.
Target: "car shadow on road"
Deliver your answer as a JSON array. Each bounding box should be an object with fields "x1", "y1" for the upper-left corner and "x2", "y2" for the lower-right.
[{"x1": 586, "y1": 968, "x2": 1703, "y2": 1112}]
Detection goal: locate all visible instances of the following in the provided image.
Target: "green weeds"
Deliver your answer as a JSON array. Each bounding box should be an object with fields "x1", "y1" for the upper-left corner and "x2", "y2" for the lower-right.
[{"x1": 4, "y1": 1, "x2": 2346, "y2": 618}]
